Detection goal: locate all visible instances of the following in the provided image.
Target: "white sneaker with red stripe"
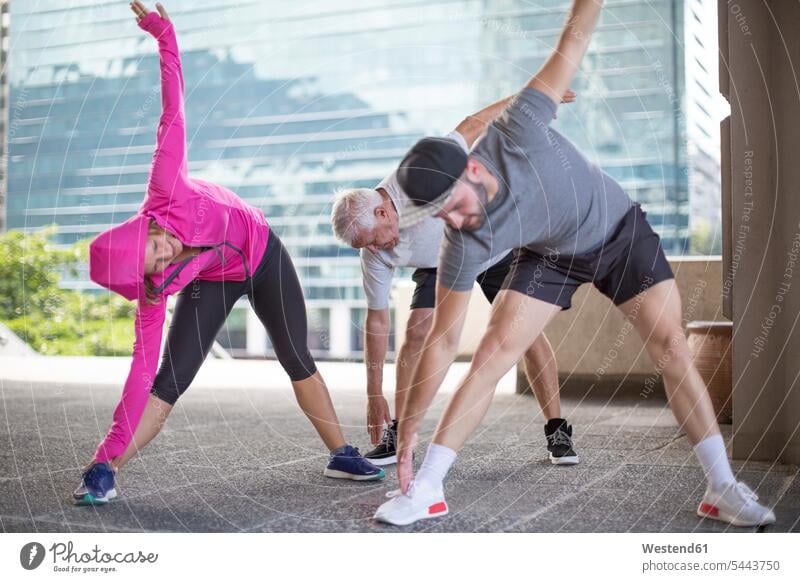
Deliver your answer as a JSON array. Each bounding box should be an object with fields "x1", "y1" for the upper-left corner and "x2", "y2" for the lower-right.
[
  {"x1": 697, "y1": 481, "x2": 776, "y2": 527},
  {"x1": 373, "y1": 480, "x2": 448, "y2": 526}
]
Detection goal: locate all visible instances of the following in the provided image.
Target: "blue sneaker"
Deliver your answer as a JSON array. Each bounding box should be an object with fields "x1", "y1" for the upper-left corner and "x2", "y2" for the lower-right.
[
  {"x1": 324, "y1": 445, "x2": 385, "y2": 481},
  {"x1": 73, "y1": 462, "x2": 117, "y2": 505}
]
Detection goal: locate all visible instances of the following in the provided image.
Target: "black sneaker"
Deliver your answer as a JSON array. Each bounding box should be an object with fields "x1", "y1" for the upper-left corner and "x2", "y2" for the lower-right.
[
  {"x1": 544, "y1": 418, "x2": 579, "y2": 465},
  {"x1": 365, "y1": 420, "x2": 398, "y2": 466}
]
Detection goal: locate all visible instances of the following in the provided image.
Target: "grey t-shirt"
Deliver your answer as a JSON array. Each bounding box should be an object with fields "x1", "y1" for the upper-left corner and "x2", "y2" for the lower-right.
[
  {"x1": 439, "y1": 87, "x2": 633, "y2": 291},
  {"x1": 361, "y1": 132, "x2": 507, "y2": 309}
]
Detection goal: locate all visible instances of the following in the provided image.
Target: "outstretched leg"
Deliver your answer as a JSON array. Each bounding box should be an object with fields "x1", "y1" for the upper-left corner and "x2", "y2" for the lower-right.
[
  {"x1": 476, "y1": 254, "x2": 562, "y2": 421},
  {"x1": 619, "y1": 279, "x2": 775, "y2": 526},
  {"x1": 433, "y1": 290, "x2": 561, "y2": 451},
  {"x1": 112, "y1": 277, "x2": 243, "y2": 469},
  {"x1": 617, "y1": 279, "x2": 717, "y2": 444},
  {"x1": 248, "y1": 234, "x2": 346, "y2": 451},
  {"x1": 75, "y1": 277, "x2": 242, "y2": 504},
  {"x1": 373, "y1": 291, "x2": 560, "y2": 524},
  {"x1": 523, "y1": 332, "x2": 561, "y2": 420}
]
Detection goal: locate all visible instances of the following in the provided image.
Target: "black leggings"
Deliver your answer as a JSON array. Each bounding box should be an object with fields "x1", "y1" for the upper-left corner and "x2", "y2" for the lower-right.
[{"x1": 151, "y1": 231, "x2": 317, "y2": 405}]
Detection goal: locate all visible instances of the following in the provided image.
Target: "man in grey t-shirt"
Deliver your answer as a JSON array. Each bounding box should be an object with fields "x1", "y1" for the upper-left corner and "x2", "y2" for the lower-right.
[
  {"x1": 331, "y1": 91, "x2": 579, "y2": 467},
  {"x1": 374, "y1": 0, "x2": 775, "y2": 529},
  {"x1": 435, "y1": 85, "x2": 632, "y2": 293}
]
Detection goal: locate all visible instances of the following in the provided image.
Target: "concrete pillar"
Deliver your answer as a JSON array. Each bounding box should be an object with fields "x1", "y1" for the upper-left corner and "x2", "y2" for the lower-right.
[
  {"x1": 719, "y1": 0, "x2": 800, "y2": 463},
  {"x1": 246, "y1": 305, "x2": 268, "y2": 357},
  {"x1": 328, "y1": 304, "x2": 351, "y2": 358}
]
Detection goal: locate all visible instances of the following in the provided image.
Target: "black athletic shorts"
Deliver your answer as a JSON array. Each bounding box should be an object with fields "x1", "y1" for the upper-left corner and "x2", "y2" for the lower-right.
[
  {"x1": 503, "y1": 204, "x2": 674, "y2": 310},
  {"x1": 410, "y1": 251, "x2": 515, "y2": 309}
]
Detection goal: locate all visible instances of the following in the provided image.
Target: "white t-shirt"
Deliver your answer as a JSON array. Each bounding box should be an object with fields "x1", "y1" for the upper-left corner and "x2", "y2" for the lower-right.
[{"x1": 361, "y1": 131, "x2": 507, "y2": 310}]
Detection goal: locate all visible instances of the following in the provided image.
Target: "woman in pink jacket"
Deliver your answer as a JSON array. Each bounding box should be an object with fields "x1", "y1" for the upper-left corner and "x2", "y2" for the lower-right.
[{"x1": 74, "y1": 1, "x2": 383, "y2": 505}]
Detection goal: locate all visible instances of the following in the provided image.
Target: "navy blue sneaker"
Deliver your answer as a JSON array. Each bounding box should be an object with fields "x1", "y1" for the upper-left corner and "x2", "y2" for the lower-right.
[
  {"x1": 324, "y1": 445, "x2": 385, "y2": 481},
  {"x1": 73, "y1": 462, "x2": 117, "y2": 505}
]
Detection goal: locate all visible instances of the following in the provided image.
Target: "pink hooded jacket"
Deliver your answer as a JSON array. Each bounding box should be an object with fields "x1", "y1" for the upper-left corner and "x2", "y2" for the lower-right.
[{"x1": 89, "y1": 12, "x2": 269, "y2": 462}]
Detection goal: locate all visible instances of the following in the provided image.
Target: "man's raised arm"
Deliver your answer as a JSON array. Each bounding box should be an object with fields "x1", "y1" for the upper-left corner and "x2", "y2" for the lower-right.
[
  {"x1": 527, "y1": 0, "x2": 603, "y2": 105},
  {"x1": 455, "y1": 89, "x2": 577, "y2": 147},
  {"x1": 454, "y1": 96, "x2": 515, "y2": 147},
  {"x1": 396, "y1": 284, "x2": 471, "y2": 492}
]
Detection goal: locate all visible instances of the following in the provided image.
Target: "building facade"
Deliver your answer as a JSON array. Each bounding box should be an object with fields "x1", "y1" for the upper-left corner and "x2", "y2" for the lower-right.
[
  {"x1": 6, "y1": 0, "x2": 721, "y2": 358},
  {"x1": 683, "y1": 0, "x2": 725, "y2": 254},
  {"x1": 0, "y1": 0, "x2": 9, "y2": 233}
]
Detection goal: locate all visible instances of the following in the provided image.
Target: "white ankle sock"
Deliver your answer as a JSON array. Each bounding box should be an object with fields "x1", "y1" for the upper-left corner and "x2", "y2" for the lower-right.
[
  {"x1": 415, "y1": 443, "x2": 457, "y2": 490},
  {"x1": 693, "y1": 434, "x2": 736, "y2": 490}
]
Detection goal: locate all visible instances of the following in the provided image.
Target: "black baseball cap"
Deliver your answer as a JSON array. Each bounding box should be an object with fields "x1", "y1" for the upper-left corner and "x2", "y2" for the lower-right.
[{"x1": 396, "y1": 137, "x2": 468, "y2": 229}]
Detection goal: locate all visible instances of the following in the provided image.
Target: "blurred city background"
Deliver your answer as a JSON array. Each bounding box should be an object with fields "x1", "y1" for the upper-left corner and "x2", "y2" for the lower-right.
[{"x1": 0, "y1": 0, "x2": 726, "y2": 359}]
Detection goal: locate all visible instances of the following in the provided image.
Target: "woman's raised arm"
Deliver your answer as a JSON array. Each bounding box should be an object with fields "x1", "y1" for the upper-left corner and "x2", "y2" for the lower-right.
[{"x1": 131, "y1": 2, "x2": 188, "y2": 198}]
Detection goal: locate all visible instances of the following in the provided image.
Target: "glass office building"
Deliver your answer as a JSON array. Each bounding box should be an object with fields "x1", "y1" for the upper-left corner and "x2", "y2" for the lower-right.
[
  {"x1": 6, "y1": 0, "x2": 721, "y2": 357},
  {"x1": 0, "y1": 0, "x2": 9, "y2": 233}
]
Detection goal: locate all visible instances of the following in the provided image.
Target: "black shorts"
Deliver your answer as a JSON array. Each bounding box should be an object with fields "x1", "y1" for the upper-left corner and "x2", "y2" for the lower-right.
[
  {"x1": 410, "y1": 251, "x2": 515, "y2": 309},
  {"x1": 503, "y1": 204, "x2": 674, "y2": 310}
]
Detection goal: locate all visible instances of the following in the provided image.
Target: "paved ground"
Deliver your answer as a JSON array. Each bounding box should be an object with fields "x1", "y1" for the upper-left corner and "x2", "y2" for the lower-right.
[{"x1": 1, "y1": 365, "x2": 798, "y2": 533}]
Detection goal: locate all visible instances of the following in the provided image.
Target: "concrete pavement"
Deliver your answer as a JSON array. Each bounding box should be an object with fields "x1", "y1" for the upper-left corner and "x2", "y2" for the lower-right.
[{"x1": 1, "y1": 358, "x2": 798, "y2": 533}]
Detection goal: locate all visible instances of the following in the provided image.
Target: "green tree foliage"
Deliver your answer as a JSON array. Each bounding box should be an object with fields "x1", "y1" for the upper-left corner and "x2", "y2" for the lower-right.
[
  {"x1": 0, "y1": 228, "x2": 135, "y2": 355},
  {"x1": 690, "y1": 218, "x2": 722, "y2": 256}
]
